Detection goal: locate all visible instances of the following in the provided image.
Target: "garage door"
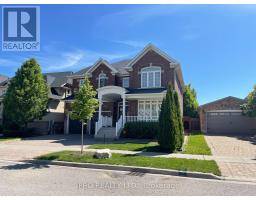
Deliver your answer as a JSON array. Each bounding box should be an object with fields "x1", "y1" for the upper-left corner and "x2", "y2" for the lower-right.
[{"x1": 207, "y1": 111, "x2": 256, "y2": 134}]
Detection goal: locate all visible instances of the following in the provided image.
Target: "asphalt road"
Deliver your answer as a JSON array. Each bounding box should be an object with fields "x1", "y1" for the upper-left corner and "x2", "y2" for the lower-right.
[{"x1": 0, "y1": 160, "x2": 255, "y2": 196}]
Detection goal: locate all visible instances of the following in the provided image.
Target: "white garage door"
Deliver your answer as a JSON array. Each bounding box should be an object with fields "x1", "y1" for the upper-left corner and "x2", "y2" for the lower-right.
[{"x1": 207, "y1": 111, "x2": 256, "y2": 134}]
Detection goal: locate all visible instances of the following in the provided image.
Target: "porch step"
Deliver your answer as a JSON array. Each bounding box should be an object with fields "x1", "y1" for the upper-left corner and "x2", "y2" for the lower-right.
[{"x1": 94, "y1": 127, "x2": 117, "y2": 140}]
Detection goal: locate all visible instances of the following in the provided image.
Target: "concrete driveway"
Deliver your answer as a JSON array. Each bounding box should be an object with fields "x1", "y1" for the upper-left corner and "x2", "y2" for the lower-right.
[
  {"x1": 205, "y1": 133, "x2": 256, "y2": 181},
  {"x1": 0, "y1": 135, "x2": 97, "y2": 161}
]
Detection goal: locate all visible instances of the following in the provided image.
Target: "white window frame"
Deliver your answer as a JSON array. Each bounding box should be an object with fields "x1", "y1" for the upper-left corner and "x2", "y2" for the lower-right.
[
  {"x1": 141, "y1": 67, "x2": 161, "y2": 88},
  {"x1": 122, "y1": 77, "x2": 130, "y2": 88},
  {"x1": 98, "y1": 72, "x2": 108, "y2": 88},
  {"x1": 138, "y1": 100, "x2": 162, "y2": 120}
]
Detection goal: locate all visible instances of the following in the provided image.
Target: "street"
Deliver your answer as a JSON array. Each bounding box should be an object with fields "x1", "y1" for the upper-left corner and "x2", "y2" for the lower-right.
[{"x1": 0, "y1": 160, "x2": 255, "y2": 195}]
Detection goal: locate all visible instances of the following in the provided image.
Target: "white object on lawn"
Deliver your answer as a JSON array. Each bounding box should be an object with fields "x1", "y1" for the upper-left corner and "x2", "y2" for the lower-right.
[{"x1": 93, "y1": 149, "x2": 112, "y2": 159}]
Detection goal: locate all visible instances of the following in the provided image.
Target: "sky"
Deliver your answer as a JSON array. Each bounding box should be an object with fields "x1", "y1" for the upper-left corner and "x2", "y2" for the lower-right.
[{"x1": 0, "y1": 4, "x2": 256, "y2": 105}]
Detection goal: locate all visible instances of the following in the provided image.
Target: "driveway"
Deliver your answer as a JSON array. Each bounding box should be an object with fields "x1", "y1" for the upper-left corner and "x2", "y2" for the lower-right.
[
  {"x1": 0, "y1": 135, "x2": 98, "y2": 161},
  {"x1": 205, "y1": 133, "x2": 256, "y2": 181}
]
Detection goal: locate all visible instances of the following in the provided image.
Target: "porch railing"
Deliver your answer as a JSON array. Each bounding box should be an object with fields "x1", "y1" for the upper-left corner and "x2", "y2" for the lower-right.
[
  {"x1": 126, "y1": 116, "x2": 158, "y2": 122},
  {"x1": 115, "y1": 115, "x2": 123, "y2": 138},
  {"x1": 95, "y1": 117, "x2": 102, "y2": 136}
]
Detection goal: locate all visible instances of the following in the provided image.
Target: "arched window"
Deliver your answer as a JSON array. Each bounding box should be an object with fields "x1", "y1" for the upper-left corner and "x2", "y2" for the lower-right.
[
  {"x1": 98, "y1": 72, "x2": 108, "y2": 88},
  {"x1": 141, "y1": 66, "x2": 161, "y2": 88}
]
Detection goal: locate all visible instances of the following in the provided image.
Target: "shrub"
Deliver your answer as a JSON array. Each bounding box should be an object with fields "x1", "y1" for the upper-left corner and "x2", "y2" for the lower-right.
[
  {"x1": 158, "y1": 84, "x2": 184, "y2": 152},
  {"x1": 121, "y1": 121, "x2": 158, "y2": 139},
  {"x1": 174, "y1": 92, "x2": 184, "y2": 151}
]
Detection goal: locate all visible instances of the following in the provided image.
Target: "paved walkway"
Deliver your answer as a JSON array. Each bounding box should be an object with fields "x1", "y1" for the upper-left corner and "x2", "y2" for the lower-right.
[{"x1": 205, "y1": 134, "x2": 256, "y2": 180}]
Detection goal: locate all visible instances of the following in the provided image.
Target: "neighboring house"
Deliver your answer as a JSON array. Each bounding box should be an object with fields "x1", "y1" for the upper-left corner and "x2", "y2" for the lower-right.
[
  {"x1": 199, "y1": 96, "x2": 256, "y2": 135},
  {"x1": 0, "y1": 77, "x2": 9, "y2": 125},
  {"x1": 28, "y1": 71, "x2": 73, "y2": 134},
  {"x1": 64, "y1": 44, "x2": 185, "y2": 138}
]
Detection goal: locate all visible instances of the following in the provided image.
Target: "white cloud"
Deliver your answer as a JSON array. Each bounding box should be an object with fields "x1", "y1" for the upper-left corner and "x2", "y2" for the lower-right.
[
  {"x1": 114, "y1": 40, "x2": 148, "y2": 48},
  {"x1": 0, "y1": 58, "x2": 20, "y2": 67}
]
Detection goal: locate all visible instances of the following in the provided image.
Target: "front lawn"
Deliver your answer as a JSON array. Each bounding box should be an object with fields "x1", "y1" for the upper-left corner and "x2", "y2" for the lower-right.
[
  {"x1": 89, "y1": 132, "x2": 212, "y2": 155},
  {"x1": 183, "y1": 133, "x2": 212, "y2": 155},
  {"x1": 88, "y1": 141, "x2": 162, "y2": 152},
  {"x1": 37, "y1": 151, "x2": 221, "y2": 176},
  {"x1": 0, "y1": 136, "x2": 21, "y2": 142}
]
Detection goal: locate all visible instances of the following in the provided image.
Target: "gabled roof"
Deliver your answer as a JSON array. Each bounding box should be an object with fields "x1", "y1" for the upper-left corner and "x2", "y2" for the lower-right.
[
  {"x1": 0, "y1": 74, "x2": 8, "y2": 84},
  {"x1": 126, "y1": 43, "x2": 178, "y2": 68},
  {"x1": 44, "y1": 71, "x2": 73, "y2": 87},
  {"x1": 69, "y1": 44, "x2": 185, "y2": 89},
  {"x1": 86, "y1": 58, "x2": 118, "y2": 75},
  {"x1": 199, "y1": 96, "x2": 246, "y2": 109}
]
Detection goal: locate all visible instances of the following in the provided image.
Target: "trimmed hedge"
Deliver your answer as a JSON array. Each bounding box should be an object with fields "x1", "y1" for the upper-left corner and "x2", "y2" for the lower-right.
[
  {"x1": 121, "y1": 121, "x2": 158, "y2": 139},
  {"x1": 0, "y1": 125, "x2": 3, "y2": 133}
]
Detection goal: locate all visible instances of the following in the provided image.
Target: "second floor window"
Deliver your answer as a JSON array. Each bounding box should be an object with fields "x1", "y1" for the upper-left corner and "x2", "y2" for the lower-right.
[
  {"x1": 122, "y1": 77, "x2": 129, "y2": 88},
  {"x1": 79, "y1": 79, "x2": 85, "y2": 86},
  {"x1": 98, "y1": 73, "x2": 108, "y2": 88},
  {"x1": 141, "y1": 67, "x2": 161, "y2": 88}
]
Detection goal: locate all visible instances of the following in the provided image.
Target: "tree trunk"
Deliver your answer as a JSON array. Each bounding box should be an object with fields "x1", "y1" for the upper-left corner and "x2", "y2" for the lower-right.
[{"x1": 81, "y1": 121, "x2": 84, "y2": 154}]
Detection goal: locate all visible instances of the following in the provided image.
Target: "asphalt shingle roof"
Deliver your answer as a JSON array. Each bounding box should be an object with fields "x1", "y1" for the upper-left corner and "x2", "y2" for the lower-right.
[{"x1": 44, "y1": 71, "x2": 73, "y2": 87}]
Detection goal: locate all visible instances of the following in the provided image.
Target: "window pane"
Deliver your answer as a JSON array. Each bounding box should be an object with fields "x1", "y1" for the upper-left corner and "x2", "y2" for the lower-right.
[
  {"x1": 141, "y1": 73, "x2": 147, "y2": 88},
  {"x1": 138, "y1": 103, "x2": 144, "y2": 116},
  {"x1": 148, "y1": 72, "x2": 154, "y2": 87},
  {"x1": 155, "y1": 72, "x2": 160, "y2": 87},
  {"x1": 152, "y1": 104, "x2": 157, "y2": 117},
  {"x1": 145, "y1": 103, "x2": 150, "y2": 117},
  {"x1": 122, "y1": 77, "x2": 129, "y2": 88}
]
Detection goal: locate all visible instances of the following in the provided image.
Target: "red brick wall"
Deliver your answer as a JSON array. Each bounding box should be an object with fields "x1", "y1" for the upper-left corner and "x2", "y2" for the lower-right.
[{"x1": 129, "y1": 50, "x2": 175, "y2": 89}]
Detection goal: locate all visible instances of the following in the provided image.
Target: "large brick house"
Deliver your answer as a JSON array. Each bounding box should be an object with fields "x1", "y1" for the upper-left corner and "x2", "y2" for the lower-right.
[{"x1": 64, "y1": 44, "x2": 185, "y2": 138}]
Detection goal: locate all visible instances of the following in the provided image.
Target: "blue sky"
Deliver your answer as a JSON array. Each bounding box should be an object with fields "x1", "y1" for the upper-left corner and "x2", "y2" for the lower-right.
[{"x1": 0, "y1": 4, "x2": 256, "y2": 104}]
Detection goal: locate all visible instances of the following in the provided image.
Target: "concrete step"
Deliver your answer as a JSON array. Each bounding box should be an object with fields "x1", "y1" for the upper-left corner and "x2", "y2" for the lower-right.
[{"x1": 94, "y1": 127, "x2": 117, "y2": 140}]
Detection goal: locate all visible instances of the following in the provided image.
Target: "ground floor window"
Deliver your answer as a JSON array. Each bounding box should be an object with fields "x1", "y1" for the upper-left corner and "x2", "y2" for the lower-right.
[{"x1": 138, "y1": 100, "x2": 162, "y2": 120}]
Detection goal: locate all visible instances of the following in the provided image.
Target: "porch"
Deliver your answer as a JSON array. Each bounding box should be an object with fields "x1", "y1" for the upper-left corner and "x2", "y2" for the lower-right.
[{"x1": 94, "y1": 86, "x2": 164, "y2": 139}]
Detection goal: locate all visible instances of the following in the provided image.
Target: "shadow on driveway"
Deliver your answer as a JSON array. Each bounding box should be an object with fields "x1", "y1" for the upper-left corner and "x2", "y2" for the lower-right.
[{"x1": 0, "y1": 161, "x2": 50, "y2": 171}]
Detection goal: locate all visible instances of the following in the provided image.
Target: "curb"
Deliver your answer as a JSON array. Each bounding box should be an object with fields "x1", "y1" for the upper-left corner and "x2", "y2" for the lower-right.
[{"x1": 31, "y1": 159, "x2": 222, "y2": 180}]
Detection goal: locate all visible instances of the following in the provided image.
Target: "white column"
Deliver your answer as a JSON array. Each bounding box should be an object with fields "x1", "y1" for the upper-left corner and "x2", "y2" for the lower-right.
[
  {"x1": 65, "y1": 112, "x2": 69, "y2": 135},
  {"x1": 122, "y1": 94, "x2": 126, "y2": 126},
  {"x1": 98, "y1": 97, "x2": 102, "y2": 123}
]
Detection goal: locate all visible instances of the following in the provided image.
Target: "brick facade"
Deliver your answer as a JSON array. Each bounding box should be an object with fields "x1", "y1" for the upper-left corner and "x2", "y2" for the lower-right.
[{"x1": 129, "y1": 50, "x2": 175, "y2": 89}]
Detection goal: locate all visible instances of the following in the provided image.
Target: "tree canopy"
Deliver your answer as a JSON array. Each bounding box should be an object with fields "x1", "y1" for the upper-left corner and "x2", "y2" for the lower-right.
[
  {"x1": 3, "y1": 59, "x2": 48, "y2": 128},
  {"x1": 183, "y1": 84, "x2": 199, "y2": 118},
  {"x1": 70, "y1": 76, "x2": 99, "y2": 123},
  {"x1": 241, "y1": 84, "x2": 256, "y2": 117}
]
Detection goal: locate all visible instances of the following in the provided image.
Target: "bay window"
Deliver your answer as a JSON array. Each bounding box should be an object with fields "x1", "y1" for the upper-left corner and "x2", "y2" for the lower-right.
[
  {"x1": 138, "y1": 100, "x2": 162, "y2": 120},
  {"x1": 141, "y1": 67, "x2": 161, "y2": 88}
]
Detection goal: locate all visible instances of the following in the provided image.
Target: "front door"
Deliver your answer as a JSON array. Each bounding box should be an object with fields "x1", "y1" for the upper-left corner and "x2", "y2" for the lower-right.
[{"x1": 102, "y1": 116, "x2": 112, "y2": 127}]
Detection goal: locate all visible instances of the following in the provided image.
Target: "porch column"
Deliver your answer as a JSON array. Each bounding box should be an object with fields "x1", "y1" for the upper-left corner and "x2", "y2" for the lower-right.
[
  {"x1": 64, "y1": 112, "x2": 69, "y2": 135},
  {"x1": 122, "y1": 94, "x2": 126, "y2": 126},
  {"x1": 98, "y1": 96, "x2": 102, "y2": 123}
]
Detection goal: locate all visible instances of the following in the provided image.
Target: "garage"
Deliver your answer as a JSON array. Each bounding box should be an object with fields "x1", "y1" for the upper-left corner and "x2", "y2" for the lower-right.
[
  {"x1": 207, "y1": 111, "x2": 256, "y2": 134},
  {"x1": 199, "y1": 96, "x2": 256, "y2": 135}
]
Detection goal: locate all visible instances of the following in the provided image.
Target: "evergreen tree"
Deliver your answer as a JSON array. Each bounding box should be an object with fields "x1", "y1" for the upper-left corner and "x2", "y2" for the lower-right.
[
  {"x1": 183, "y1": 84, "x2": 199, "y2": 118},
  {"x1": 70, "y1": 76, "x2": 99, "y2": 153},
  {"x1": 174, "y1": 91, "x2": 184, "y2": 150},
  {"x1": 158, "y1": 85, "x2": 177, "y2": 152},
  {"x1": 3, "y1": 59, "x2": 48, "y2": 130}
]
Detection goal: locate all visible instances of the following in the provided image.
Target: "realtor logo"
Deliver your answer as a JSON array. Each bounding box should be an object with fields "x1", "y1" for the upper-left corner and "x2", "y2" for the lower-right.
[{"x1": 2, "y1": 6, "x2": 40, "y2": 51}]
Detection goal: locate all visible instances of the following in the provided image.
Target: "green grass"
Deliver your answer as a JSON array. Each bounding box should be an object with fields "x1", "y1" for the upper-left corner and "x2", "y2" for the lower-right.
[
  {"x1": 88, "y1": 141, "x2": 162, "y2": 152},
  {"x1": 37, "y1": 151, "x2": 220, "y2": 176},
  {"x1": 0, "y1": 136, "x2": 21, "y2": 141},
  {"x1": 183, "y1": 133, "x2": 212, "y2": 155}
]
